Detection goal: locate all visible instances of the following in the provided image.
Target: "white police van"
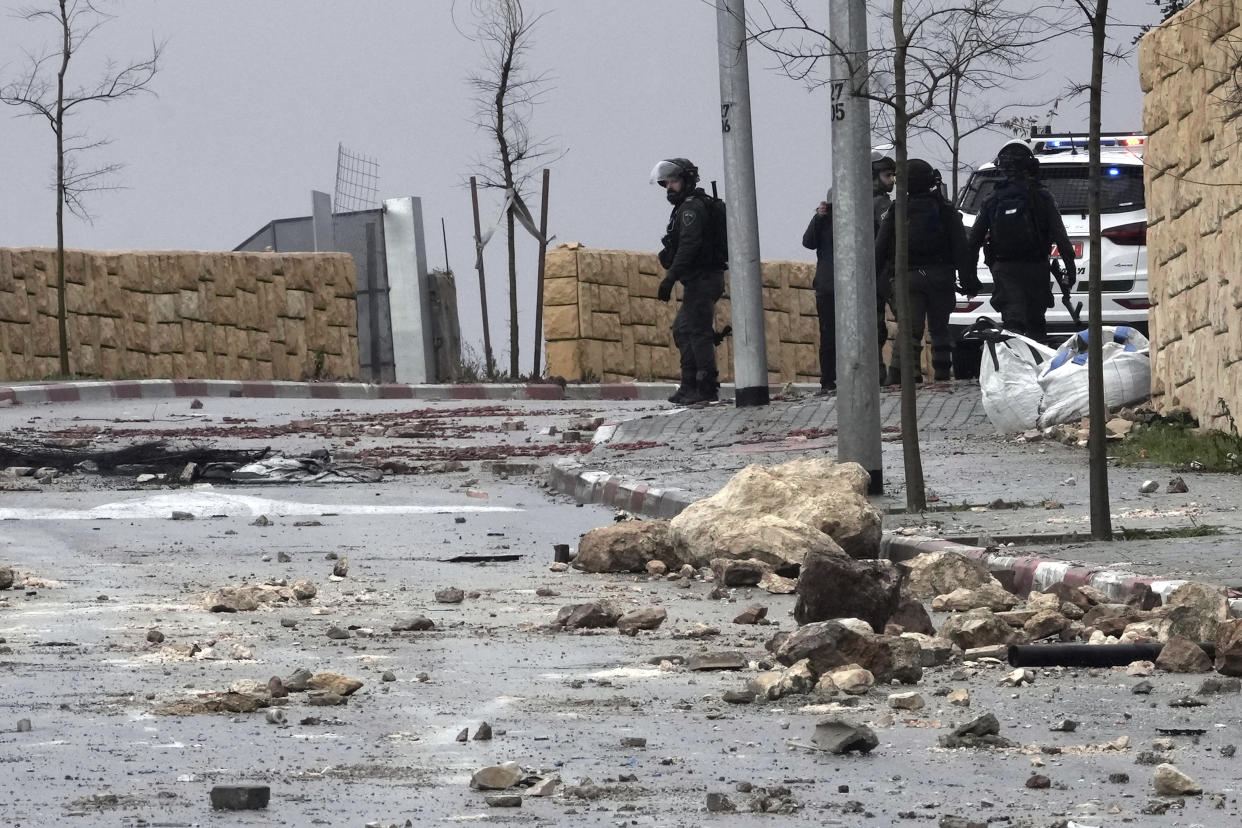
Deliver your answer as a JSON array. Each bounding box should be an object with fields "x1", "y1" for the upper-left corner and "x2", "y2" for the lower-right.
[{"x1": 949, "y1": 132, "x2": 1149, "y2": 378}]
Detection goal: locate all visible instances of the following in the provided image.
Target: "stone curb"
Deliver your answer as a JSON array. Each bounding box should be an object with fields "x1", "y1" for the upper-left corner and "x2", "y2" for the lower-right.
[
  {"x1": 0, "y1": 379, "x2": 827, "y2": 407},
  {"x1": 549, "y1": 461, "x2": 1242, "y2": 617}
]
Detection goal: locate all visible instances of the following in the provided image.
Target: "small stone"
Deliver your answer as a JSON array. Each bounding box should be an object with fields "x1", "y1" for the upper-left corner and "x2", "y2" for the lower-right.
[
  {"x1": 705, "y1": 792, "x2": 736, "y2": 812},
  {"x1": 1050, "y1": 719, "x2": 1078, "y2": 732},
  {"x1": 170, "y1": 511, "x2": 194, "y2": 521},
  {"x1": 947, "y1": 688, "x2": 970, "y2": 707},
  {"x1": 484, "y1": 794, "x2": 522, "y2": 808},
  {"x1": 1139, "y1": 479, "x2": 1159, "y2": 494},
  {"x1": 332, "y1": 557, "x2": 349, "y2": 578},
  {"x1": 325, "y1": 626, "x2": 350, "y2": 640},
  {"x1": 470, "y1": 761, "x2": 522, "y2": 790},
  {"x1": 210, "y1": 785, "x2": 270, "y2": 810},
  {"x1": 549, "y1": 562, "x2": 569, "y2": 572},
  {"x1": 455, "y1": 728, "x2": 469, "y2": 743},
  {"x1": 251, "y1": 515, "x2": 272, "y2": 527},
  {"x1": 621, "y1": 736, "x2": 647, "y2": 748},
  {"x1": 16, "y1": 718, "x2": 31, "y2": 732},
  {"x1": 146, "y1": 629, "x2": 165, "y2": 644},
  {"x1": 267, "y1": 676, "x2": 288, "y2": 698},
  {"x1": 436, "y1": 587, "x2": 465, "y2": 604},
  {"x1": 265, "y1": 709, "x2": 286, "y2": 725},
  {"x1": 280, "y1": 618, "x2": 297, "y2": 628},
  {"x1": 381, "y1": 671, "x2": 396, "y2": 682},
  {"x1": 474, "y1": 722, "x2": 493, "y2": 741},
  {"x1": 391, "y1": 616, "x2": 435, "y2": 632},
  {"x1": 1222, "y1": 744, "x2": 1237, "y2": 757},
  {"x1": 1132, "y1": 679, "x2": 1154, "y2": 695},
  {"x1": 1167, "y1": 476, "x2": 1189, "y2": 494},
  {"x1": 646, "y1": 560, "x2": 667, "y2": 576},
  {"x1": 722, "y1": 689, "x2": 755, "y2": 704},
  {"x1": 1109, "y1": 772, "x2": 1130, "y2": 783},
  {"x1": 1025, "y1": 774, "x2": 1051, "y2": 789},
  {"x1": 733, "y1": 605, "x2": 768, "y2": 625},
  {"x1": 284, "y1": 668, "x2": 313, "y2": 692},
  {"x1": 277, "y1": 551, "x2": 291, "y2": 563},
  {"x1": 888, "y1": 691, "x2": 925, "y2": 710}
]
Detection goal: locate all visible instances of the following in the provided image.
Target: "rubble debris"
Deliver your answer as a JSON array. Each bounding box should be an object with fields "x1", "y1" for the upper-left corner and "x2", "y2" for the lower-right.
[
  {"x1": 575, "y1": 522, "x2": 675, "y2": 573},
  {"x1": 0, "y1": 439, "x2": 268, "y2": 476},
  {"x1": 811, "y1": 719, "x2": 878, "y2": 754},
  {"x1": 210, "y1": 785, "x2": 270, "y2": 811},
  {"x1": 1155, "y1": 637, "x2": 1213, "y2": 673},
  {"x1": 391, "y1": 616, "x2": 435, "y2": 632},
  {"x1": 902, "y1": 551, "x2": 996, "y2": 599},
  {"x1": 775, "y1": 619, "x2": 922, "y2": 684},
  {"x1": 733, "y1": 605, "x2": 768, "y2": 625},
  {"x1": 471, "y1": 761, "x2": 522, "y2": 790},
  {"x1": 554, "y1": 602, "x2": 621, "y2": 630},
  {"x1": 305, "y1": 673, "x2": 363, "y2": 696},
  {"x1": 485, "y1": 794, "x2": 521, "y2": 807},
  {"x1": 616, "y1": 606, "x2": 667, "y2": 636},
  {"x1": 1167, "y1": 476, "x2": 1189, "y2": 493},
  {"x1": 0, "y1": 566, "x2": 14, "y2": 590},
  {"x1": 686, "y1": 652, "x2": 747, "y2": 671},
  {"x1": 795, "y1": 552, "x2": 901, "y2": 633},
  {"x1": 1140, "y1": 480, "x2": 1159, "y2": 494},
  {"x1": 435, "y1": 587, "x2": 465, "y2": 604},
  {"x1": 455, "y1": 728, "x2": 469, "y2": 743},
  {"x1": 474, "y1": 722, "x2": 493, "y2": 741},
  {"x1": 17, "y1": 718, "x2": 32, "y2": 732},
  {"x1": 332, "y1": 557, "x2": 349, "y2": 578},
  {"x1": 204, "y1": 580, "x2": 316, "y2": 612},
  {"x1": 938, "y1": 713, "x2": 1018, "y2": 749},
  {"x1": 1152, "y1": 763, "x2": 1202, "y2": 796}
]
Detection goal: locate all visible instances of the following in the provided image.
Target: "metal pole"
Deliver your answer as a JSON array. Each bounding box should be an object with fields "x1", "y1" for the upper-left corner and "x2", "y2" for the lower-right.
[
  {"x1": 365, "y1": 222, "x2": 382, "y2": 383},
  {"x1": 532, "y1": 168, "x2": 551, "y2": 378},
  {"x1": 717, "y1": 0, "x2": 769, "y2": 408},
  {"x1": 829, "y1": 0, "x2": 883, "y2": 494},
  {"x1": 469, "y1": 176, "x2": 496, "y2": 379}
]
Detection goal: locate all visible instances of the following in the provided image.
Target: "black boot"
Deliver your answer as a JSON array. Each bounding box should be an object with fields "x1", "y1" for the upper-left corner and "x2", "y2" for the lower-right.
[
  {"x1": 681, "y1": 374, "x2": 719, "y2": 405},
  {"x1": 668, "y1": 370, "x2": 696, "y2": 404}
]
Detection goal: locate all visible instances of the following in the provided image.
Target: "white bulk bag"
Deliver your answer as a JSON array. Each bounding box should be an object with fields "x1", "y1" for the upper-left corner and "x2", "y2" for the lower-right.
[
  {"x1": 979, "y1": 330, "x2": 1057, "y2": 434},
  {"x1": 1036, "y1": 326, "x2": 1150, "y2": 428}
]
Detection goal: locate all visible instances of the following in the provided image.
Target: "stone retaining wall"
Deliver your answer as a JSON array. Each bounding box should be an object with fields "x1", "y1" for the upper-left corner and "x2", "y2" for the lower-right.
[
  {"x1": 1140, "y1": 0, "x2": 1242, "y2": 428},
  {"x1": 542, "y1": 243, "x2": 838, "y2": 384},
  {"x1": 0, "y1": 248, "x2": 358, "y2": 381}
]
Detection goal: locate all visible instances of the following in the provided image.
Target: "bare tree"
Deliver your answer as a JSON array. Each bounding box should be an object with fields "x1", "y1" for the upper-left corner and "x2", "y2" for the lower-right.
[
  {"x1": 752, "y1": 0, "x2": 1065, "y2": 511},
  {"x1": 459, "y1": 0, "x2": 560, "y2": 379},
  {"x1": 0, "y1": 0, "x2": 161, "y2": 377}
]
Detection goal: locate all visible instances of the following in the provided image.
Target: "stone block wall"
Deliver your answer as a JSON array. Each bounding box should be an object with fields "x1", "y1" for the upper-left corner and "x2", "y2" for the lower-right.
[
  {"x1": 1140, "y1": 0, "x2": 1242, "y2": 428},
  {"x1": 542, "y1": 243, "x2": 834, "y2": 384},
  {"x1": 0, "y1": 248, "x2": 359, "y2": 381}
]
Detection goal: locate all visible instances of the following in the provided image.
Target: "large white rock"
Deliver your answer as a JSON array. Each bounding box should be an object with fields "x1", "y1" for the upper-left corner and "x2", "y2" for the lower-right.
[
  {"x1": 668, "y1": 458, "x2": 881, "y2": 568},
  {"x1": 903, "y1": 551, "x2": 996, "y2": 599}
]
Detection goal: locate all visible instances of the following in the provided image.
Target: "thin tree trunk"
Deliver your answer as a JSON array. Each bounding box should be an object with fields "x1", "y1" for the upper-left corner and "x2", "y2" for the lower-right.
[
  {"x1": 893, "y1": 0, "x2": 926, "y2": 512},
  {"x1": 506, "y1": 207, "x2": 518, "y2": 377},
  {"x1": 1087, "y1": 0, "x2": 1112, "y2": 539},
  {"x1": 55, "y1": 0, "x2": 70, "y2": 377}
]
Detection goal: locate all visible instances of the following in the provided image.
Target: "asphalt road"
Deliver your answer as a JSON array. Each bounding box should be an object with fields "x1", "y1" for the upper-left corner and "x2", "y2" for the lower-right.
[{"x1": 0, "y1": 397, "x2": 1239, "y2": 825}]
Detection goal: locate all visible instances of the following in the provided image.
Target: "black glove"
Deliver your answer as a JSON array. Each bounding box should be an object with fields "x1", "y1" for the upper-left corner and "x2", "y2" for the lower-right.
[
  {"x1": 958, "y1": 273, "x2": 982, "y2": 297},
  {"x1": 1061, "y1": 260, "x2": 1076, "y2": 291},
  {"x1": 657, "y1": 277, "x2": 675, "y2": 302}
]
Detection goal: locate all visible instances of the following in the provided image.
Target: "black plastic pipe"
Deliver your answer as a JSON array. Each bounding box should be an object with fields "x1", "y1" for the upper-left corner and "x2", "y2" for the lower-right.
[{"x1": 1008, "y1": 642, "x2": 1216, "y2": 668}]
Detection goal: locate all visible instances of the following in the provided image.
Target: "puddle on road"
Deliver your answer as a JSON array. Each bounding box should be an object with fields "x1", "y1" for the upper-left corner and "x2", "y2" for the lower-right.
[{"x1": 0, "y1": 491, "x2": 523, "y2": 521}]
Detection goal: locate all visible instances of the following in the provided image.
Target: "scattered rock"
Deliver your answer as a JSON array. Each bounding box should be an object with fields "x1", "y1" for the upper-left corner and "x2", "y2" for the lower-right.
[
  {"x1": 902, "y1": 551, "x2": 997, "y2": 599},
  {"x1": 555, "y1": 602, "x2": 621, "y2": 630},
  {"x1": 1049, "y1": 719, "x2": 1078, "y2": 732},
  {"x1": 0, "y1": 566, "x2": 14, "y2": 590},
  {"x1": 722, "y1": 689, "x2": 755, "y2": 704},
  {"x1": 621, "y1": 736, "x2": 647, "y2": 748},
  {"x1": 811, "y1": 718, "x2": 878, "y2": 754},
  {"x1": 888, "y1": 596, "x2": 936, "y2": 636},
  {"x1": 938, "y1": 713, "x2": 1017, "y2": 749},
  {"x1": 17, "y1": 718, "x2": 31, "y2": 732},
  {"x1": 391, "y1": 616, "x2": 435, "y2": 632},
  {"x1": 332, "y1": 557, "x2": 349, "y2": 577},
  {"x1": 1025, "y1": 774, "x2": 1050, "y2": 789},
  {"x1": 267, "y1": 677, "x2": 288, "y2": 698},
  {"x1": 284, "y1": 668, "x2": 312, "y2": 692},
  {"x1": 827, "y1": 666, "x2": 874, "y2": 695},
  {"x1": 1153, "y1": 763, "x2": 1202, "y2": 796},
  {"x1": 687, "y1": 652, "x2": 747, "y2": 672},
  {"x1": 146, "y1": 629, "x2": 165, "y2": 644},
  {"x1": 435, "y1": 587, "x2": 464, "y2": 604},
  {"x1": 646, "y1": 560, "x2": 668, "y2": 577},
  {"x1": 474, "y1": 722, "x2": 493, "y2": 741},
  {"x1": 210, "y1": 785, "x2": 270, "y2": 811},
  {"x1": 617, "y1": 606, "x2": 667, "y2": 636},
  {"x1": 733, "y1": 605, "x2": 768, "y2": 625},
  {"x1": 251, "y1": 515, "x2": 272, "y2": 527},
  {"x1": 1139, "y1": 479, "x2": 1159, "y2": 494},
  {"x1": 471, "y1": 762, "x2": 522, "y2": 790},
  {"x1": 575, "y1": 521, "x2": 678, "y2": 573},
  {"x1": 1167, "y1": 476, "x2": 1189, "y2": 494},
  {"x1": 1155, "y1": 636, "x2": 1212, "y2": 673},
  {"x1": 455, "y1": 728, "x2": 468, "y2": 743},
  {"x1": 932, "y1": 582, "x2": 1020, "y2": 613},
  {"x1": 711, "y1": 557, "x2": 770, "y2": 587},
  {"x1": 888, "y1": 691, "x2": 924, "y2": 710},
  {"x1": 325, "y1": 626, "x2": 350, "y2": 640},
  {"x1": 947, "y1": 688, "x2": 970, "y2": 707},
  {"x1": 305, "y1": 673, "x2": 363, "y2": 696},
  {"x1": 705, "y1": 792, "x2": 736, "y2": 812},
  {"x1": 484, "y1": 794, "x2": 522, "y2": 807},
  {"x1": 795, "y1": 551, "x2": 902, "y2": 632},
  {"x1": 759, "y1": 571, "x2": 798, "y2": 594}
]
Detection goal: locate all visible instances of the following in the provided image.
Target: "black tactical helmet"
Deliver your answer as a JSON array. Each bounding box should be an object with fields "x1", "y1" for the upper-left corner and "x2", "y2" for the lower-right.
[
  {"x1": 650, "y1": 158, "x2": 700, "y2": 189},
  {"x1": 906, "y1": 158, "x2": 938, "y2": 193},
  {"x1": 996, "y1": 141, "x2": 1037, "y2": 175}
]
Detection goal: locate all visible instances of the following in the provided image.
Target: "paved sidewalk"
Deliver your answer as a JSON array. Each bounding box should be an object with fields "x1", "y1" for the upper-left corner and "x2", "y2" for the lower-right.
[{"x1": 550, "y1": 381, "x2": 1242, "y2": 613}]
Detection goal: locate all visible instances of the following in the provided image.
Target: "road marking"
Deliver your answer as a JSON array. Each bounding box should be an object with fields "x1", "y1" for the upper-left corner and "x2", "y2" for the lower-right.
[{"x1": 0, "y1": 491, "x2": 522, "y2": 521}]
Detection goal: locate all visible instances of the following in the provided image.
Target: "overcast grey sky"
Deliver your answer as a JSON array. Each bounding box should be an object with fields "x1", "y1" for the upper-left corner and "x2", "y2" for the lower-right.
[{"x1": 0, "y1": 1, "x2": 1151, "y2": 365}]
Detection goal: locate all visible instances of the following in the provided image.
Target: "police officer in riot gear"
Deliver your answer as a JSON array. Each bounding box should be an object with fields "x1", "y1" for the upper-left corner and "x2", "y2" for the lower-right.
[
  {"x1": 652, "y1": 157, "x2": 726, "y2": 405},
  {"x1": 872, "y1": 152, "x2": 898, "y2": 383},
  {"x1": 968, "y1": 141, "x2": 1075, "y2": 341}
]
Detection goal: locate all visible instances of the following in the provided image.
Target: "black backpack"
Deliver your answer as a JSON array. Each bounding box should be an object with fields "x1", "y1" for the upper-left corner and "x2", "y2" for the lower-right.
[
  {"x1": 690, "y1": 192, "x2": 729, "y2": 270},
  {"x1": 988, "y1": 186, "x2": 1045, "y2": 260},
  {"x1": 906, "y1": 196, "x2": 948, "y2": 263}
]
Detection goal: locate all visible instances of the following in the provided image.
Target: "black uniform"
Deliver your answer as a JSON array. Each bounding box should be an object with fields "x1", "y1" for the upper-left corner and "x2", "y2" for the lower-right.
[
  {"x1": 802, "y1": 206, "x2": 836, "y2": 389},
  {"x1": 876, "y1": 191, "x2": 974, "y2": 381},
  {"x1": 659, "y1": 188, "x2": 725, "y2": 398},
  {"x1": 873, "y1": 187, "x2": 893, "y2": 375},
  {"x1": 968, "y1": 177, "x2": 1075, "y2": 341}
]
